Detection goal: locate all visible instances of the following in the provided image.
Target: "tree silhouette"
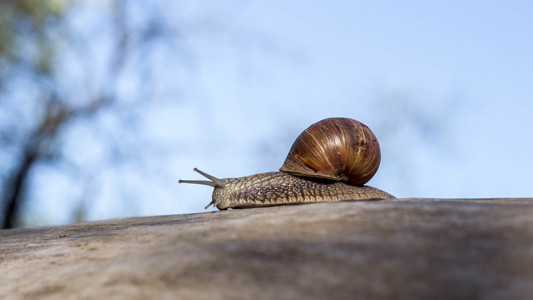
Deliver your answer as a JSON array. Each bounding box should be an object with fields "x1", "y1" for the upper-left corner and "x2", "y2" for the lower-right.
[{"x1": 0, "y1": 0, "x2": 181, "y2": 228}]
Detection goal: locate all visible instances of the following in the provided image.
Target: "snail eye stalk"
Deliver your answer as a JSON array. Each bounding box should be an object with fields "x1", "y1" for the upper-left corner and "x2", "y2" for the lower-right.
[{"x1": 178, "y1": 168, "x2": 225, "y2": 188}]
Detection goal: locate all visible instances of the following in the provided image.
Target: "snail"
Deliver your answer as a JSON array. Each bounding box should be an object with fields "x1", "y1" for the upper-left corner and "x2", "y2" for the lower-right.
[{"x1": 179, "y1": 118, "x2": 395, "y2": 210}]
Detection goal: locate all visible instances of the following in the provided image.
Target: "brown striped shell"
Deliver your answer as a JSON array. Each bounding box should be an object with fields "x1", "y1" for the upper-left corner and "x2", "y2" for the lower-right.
[{"x1": 279, "y1": 118, "x2": 381, "y2": 186}]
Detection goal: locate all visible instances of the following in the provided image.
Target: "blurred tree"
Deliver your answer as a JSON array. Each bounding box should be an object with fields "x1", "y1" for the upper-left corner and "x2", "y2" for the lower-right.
[{"x1": 0, "y1": 0, "x2": 180, "y2": 228}]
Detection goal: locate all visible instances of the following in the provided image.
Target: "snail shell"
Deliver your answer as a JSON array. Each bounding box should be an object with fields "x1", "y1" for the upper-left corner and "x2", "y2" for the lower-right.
[{"x1": 280, "y1": 118, "x2": 380, "y2": 185}]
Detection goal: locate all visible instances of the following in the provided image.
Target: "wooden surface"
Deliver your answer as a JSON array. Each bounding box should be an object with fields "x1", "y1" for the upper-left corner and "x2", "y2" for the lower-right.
[{"x1": 1, "y1": 198, "x2": 533, "y2": 299}]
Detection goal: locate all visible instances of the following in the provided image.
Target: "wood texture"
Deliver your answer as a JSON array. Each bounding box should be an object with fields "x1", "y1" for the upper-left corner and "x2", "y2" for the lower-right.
[{"x1": 1, "y1": 198, "x2": 533, "y2": 299}]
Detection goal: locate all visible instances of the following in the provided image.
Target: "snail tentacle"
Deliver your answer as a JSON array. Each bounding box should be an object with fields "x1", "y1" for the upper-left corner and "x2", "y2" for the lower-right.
[{"x1": 178, "y1": 168, "x2": 225, "y2": 188}]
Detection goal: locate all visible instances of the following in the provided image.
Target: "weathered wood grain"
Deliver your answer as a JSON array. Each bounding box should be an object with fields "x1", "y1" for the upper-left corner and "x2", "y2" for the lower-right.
[{"x1": 1, "y1": 198, "x2": 533, "y2": 299}]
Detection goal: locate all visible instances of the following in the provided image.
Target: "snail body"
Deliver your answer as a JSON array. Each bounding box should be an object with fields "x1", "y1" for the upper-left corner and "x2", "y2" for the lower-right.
[{"x1": 179, "y1": 118, "x2": 394, "y2": 210}]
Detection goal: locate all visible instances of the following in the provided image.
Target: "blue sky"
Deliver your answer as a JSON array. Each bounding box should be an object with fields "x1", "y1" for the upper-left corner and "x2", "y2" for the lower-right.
[
  {"x1": 25, "y1": 1, "x2": 533, "y2": 225},
  {"x1": 173, "y1": 1, "x2": 533, "y2": 201}
]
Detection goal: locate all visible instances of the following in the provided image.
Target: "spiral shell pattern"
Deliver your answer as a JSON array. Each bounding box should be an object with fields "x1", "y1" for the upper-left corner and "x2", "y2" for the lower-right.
[{"x1": 280, "y1": 118, "x2": 381, "y2": 185}]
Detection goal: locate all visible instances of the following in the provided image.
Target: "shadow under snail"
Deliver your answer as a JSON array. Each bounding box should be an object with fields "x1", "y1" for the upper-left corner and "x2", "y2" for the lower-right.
[{"x1": 179, "y1": 117, "x2": 395, "y2": 210}]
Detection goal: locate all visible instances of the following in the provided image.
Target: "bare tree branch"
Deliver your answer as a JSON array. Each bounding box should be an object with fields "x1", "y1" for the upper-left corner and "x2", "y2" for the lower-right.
[{"x1": 1, "y1": 1, "x2": 182, "y2": 228}]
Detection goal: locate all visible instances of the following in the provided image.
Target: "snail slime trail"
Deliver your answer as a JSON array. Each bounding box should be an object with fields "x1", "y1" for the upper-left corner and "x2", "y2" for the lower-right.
[{"x1": 179, "y1": 118, "x2": 395, "y2": 210}]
